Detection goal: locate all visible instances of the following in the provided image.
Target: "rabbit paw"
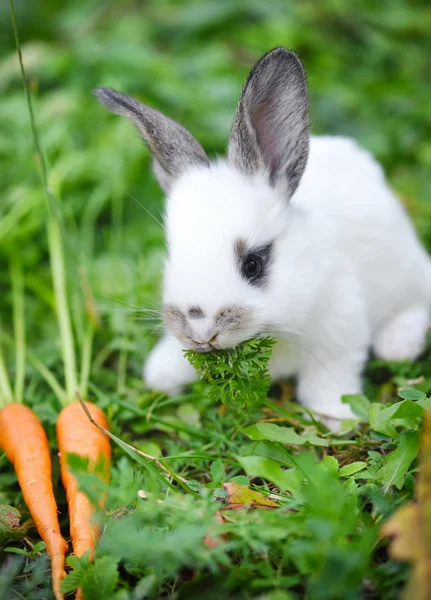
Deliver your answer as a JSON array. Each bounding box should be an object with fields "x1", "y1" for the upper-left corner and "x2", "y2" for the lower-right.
[
  {"x1": 144, "y1": 336, "x2": 197, "y2": 393},
  {"x1": 373, "y1": 305, "x2": 429, "y2": 361}
]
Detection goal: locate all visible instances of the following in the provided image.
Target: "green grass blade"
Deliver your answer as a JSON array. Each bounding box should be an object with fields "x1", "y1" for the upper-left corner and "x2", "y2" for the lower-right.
[{"x1": 10, "y1": 257, "x2": 26, "y2": 404}]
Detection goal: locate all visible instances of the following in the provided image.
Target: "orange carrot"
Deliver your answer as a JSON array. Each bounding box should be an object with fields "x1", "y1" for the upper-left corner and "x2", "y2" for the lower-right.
[
  {"x1": 0, "y1": 403, "x2": 68, "y2": 600},
  {"x1": 56, "y1": 401, "x2": 111, "y2": 559},
  {"x1": 9, "y1": 10, "x2": 111, "y2": 598}
]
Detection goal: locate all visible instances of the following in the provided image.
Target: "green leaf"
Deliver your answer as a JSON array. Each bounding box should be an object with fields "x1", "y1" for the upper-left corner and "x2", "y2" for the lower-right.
[
  {"x1": 80, "y1": 556, "x2": 119, "y2": 599},
  {"x1": 3, "y1": 547, "x2": 29, "y2": 555},
  {"x1": 62, "y1": 553, "x2": 92, "y2": 593},
  {"x1": 398, "y1": 388, "x2": 427, "y2": 400},
  {"x1": 228, "y1": 475, "x2": 250, "y2": 485},
  {"x1": 342, "y1": 394, "x2": 371, "y2": 421},
  {"x1": 377, "y1": 430, "x2": 420, "y2": 491},
  {"x1": 321, "y1": 456, "x2": 339, "y2": 476},
  {"x1": 61, "y1": 570, "x2": 82, "y2": 594},
  {"x1": 184, "y1": 337, "x2": 275, "y2": 411},
  {"x1": 370, "y1": 400, "x2": 424, "y2": 436},
  {"x1": 32, "y1": 541, "x2": 46, "y2": 553},
  {"x1": 337, "y1": 419, "x2": 360, "y2": 435},
  {"x1": 368, "y1": 403, "x2": 397, "y2": 438},
  {"x1": 242, "y1": 423, "x2": 329, "y2": 447},
  {"x1": 240, "y1": 440, "x2": 294, "y2": 467},
  {"x1": 186, "y1": 480, "x2": 205, "y2": 493},
  {"x1": 210, "y1": 459, "x2": 226, "y2": 483},
  {"x1": 243, "y1": 423, "x2": 303, "y2": 444},
  {"x1": 339, "y1": 462, "x2": 367, "y2": 478},
  {"x1": 235, "y1": 455, "x2": 302, "y2": 496}
]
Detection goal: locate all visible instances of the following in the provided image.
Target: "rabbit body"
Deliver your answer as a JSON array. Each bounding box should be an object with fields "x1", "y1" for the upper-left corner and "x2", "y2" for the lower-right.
[
  {"x1": 96, "y1": 48, "x2": 431, "y2": 424},
  {"x1": 145, "y1": 136, "x2": 431, "y2": 421}
]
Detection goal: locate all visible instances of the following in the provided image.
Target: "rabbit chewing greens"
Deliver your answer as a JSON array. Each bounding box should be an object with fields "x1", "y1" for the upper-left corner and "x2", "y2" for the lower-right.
[{"x1": 95, "y1": 47, "x2": 431, "y2": 427}]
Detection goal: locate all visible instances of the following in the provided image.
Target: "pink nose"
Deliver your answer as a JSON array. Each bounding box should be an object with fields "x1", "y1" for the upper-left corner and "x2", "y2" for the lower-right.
[{"x1": 193, "y1": 333, "x2": 219, "y2": 348}]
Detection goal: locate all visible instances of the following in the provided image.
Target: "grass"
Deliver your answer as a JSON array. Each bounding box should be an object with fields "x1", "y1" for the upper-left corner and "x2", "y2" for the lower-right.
[{"x1": 1, "y1": 1, "x2": 431, "y2": 598}]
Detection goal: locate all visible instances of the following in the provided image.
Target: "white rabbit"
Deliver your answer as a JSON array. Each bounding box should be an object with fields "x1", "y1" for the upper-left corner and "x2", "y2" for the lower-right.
[{"x1": 95, "y1": 47, "x2": 431, "y2": 425}]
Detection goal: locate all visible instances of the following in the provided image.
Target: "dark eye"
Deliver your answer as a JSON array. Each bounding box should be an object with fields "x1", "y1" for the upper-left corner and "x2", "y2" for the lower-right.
[{"x1": 242, "y1": 253, "x2": 262, "y2": 280}]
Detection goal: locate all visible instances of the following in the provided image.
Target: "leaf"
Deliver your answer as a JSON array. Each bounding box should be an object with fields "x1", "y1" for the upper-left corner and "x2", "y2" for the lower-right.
[
  {"x1": 228, "y1": 475, "x2": 250, "y2": 486},
  {"x1": 186, "y1": 480, "x2": 205, "y2": 493},
  {"x1": 368, "y1": 403, "x2": 398, "y2": 438},
  {"x1": 372, "y1": 400, "x2": 425, "y2": 436},
  {"x1": 240, "y1": 440, "x2": 294, "y2": 467},
  {"x1": 80, "y1": 556, "x2": 119, "y2": 599},
  {"x1": 244, "y1": 423, "x2": 303, "y2": 444},
  {"x1": 235, "y1": 455, "x2": 302, "y2": 496},
  {"x1": 177, "y1": 403, "x2": 201, "y2": 428},
  {"x1": 368, "y1": 399, "x2": 424, "y2": 438},
  {"x1": 61, "y1": 553, "x2": 92, "y2": 593},
  {"x1": 0, "y1": 505, "x2": 26, "y2": 547},
  {"x1": 321, "y1": 456, "x2": 339, "y2": 476},
  {"x1": 383, "y1": 409, "x2": 431, "y2": 600},
  {"x1": 3, "y1": 547, "x2": 29, "y2": 555},
  {"x1": 377, "y1": 430, "x2": 420, "y2": 491},
  {"x1": 337, "y1": 418, "x2": 360, "y2": 435},
  {"x1": 342, "y1": 394, "x2": 370, "y2": 421},
  {"x1": 242, "y1": 423, "x2": 329, "y2": 447},
  {"x1": 222, "y1": 482, "x2": 279, "y2": 508},
  {"x1": 31, "y1": 541, "x2": 46, "y2": 553},
  {"x1": 184, "y1": 337, "x2": 275, "y2": 411},
  {"x1": 338, "y1": 462, "x2": 367, "y2": 478},
  {"x1": 398, "y1": 388, "x2": 427, "y2": 400},
  {"x1": 210, "y1": 460, "x2": 226, "y2": 483}
]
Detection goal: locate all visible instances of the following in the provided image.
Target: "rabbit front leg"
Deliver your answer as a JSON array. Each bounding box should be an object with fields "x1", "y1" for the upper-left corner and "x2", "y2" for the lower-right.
[
  {"x1": 269, "y1": 338, "x2": 300, "y2": 380},
  {"x1": 144, "y1": 335, "x2": 198, "y2": 394},
  {"x1": 296, "y1": 343, "x2": 367, "y2": 424}
]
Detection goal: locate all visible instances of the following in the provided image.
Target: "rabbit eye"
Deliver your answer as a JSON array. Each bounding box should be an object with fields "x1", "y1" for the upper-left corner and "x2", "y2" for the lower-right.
[
  {"x1": 235, "y1": 239, "x2": 272, "y2": 288},
  {"x1": 243, "y1": 253, "x2": 263, "y2": 280}
]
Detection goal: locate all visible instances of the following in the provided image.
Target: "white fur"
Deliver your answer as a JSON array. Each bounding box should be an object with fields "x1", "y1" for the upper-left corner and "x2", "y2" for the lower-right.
[{"x1": 145, "y1": 136, "x2": 431, "y2": 423}]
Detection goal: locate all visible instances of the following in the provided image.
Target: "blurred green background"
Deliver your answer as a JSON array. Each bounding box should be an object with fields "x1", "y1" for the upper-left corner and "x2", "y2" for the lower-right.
[{"x1": 0, "y1": 0, "x2": 430, "y2": 389}]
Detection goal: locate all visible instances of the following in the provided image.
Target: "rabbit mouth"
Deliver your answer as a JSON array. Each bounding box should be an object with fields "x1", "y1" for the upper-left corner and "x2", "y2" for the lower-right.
[
  {"x1": 163, "y1": 303, "x2": 256, "y2": 350},
  {"x1": 192, "y1": 342, "x2": 219, "y2": 353}
]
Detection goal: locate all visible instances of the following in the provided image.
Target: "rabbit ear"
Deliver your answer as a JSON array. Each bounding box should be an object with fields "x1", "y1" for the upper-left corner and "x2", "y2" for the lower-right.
[
  {"x1": 94, "y1": 87, "x2": 209, "y2": 192},
  {"x1": 228, "y1": 48, "x2": 309, "y2": 196}
]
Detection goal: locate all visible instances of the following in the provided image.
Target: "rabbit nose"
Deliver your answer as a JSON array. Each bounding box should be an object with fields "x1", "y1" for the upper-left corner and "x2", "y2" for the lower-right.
[
  {"x1": 192, "y1": 332, "x2": 219, "y2": 351},
  {"x1": 193, "y1": 333, "x2": 219, "y2": 345}
]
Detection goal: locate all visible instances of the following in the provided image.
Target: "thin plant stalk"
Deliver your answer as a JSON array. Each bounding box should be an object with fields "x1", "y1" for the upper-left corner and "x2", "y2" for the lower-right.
[
  {"x1": 9, "y1": 0, "x2": 52, "y2": 214},
  {"x1": 0, "y1": 341, "x2": 14, "y2": 406},
  {"x1": 29, "y1": 354, "x2": 68, "y2": 406},
  {"x1": 10, "y1": 257, "x2": 26, "y2": 404},
  {"x1": 80, "y1": 322, "x2": 95, "y2": 399},
  {"x1": 0, "y1": 329, "x2": 66, "y2": 406},
  {"x1": 117, "y1": 339, "x2": 128, "y2": 395},
  {"x1": 47, "y1": 217, "x2": 78, "y2": 402},
  {"x1": 10, "y1": 0, "x2": 78, "y2": 405}
]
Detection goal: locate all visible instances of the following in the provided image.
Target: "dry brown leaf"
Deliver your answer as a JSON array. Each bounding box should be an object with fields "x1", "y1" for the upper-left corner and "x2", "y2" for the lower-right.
[{"x1": 383, "y1": 409, "x2": 431, "y2": 600}]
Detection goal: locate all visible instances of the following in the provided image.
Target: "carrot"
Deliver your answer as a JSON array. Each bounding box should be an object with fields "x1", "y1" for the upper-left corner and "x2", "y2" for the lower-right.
[
  {"x1": 10, "y1": 6, "x2": 111, "y2": 597},
  {"x1": 0, "y1": 403, "x2": 68, "y2": 600},
  {"x1": 57, "y1": 401, "x2": 111, "y2": 558}
]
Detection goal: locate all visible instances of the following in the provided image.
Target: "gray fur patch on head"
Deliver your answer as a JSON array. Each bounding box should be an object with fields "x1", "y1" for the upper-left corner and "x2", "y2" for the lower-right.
[
  {"x1": 163, "y1": 304, "x2": 187, "y2": 339},
  {"x1": 234, "y1": 238, "x2": 247, "y2": 262},
  {"x1": 228, "y1": 47, "x2": 309, "y2": 196},
  {"x1": 94, "y1": 87, "x2": 209, "y2": 192},
  {"x1": 215, "y1": 306, "x2": 253, "y2": 334},
  {"x1": 188, "y1": 306, "x2": 205, "y2": 319}
]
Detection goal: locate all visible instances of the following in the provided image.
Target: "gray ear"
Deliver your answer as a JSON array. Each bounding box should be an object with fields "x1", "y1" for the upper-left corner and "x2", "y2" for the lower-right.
[
  {"x1": 228, "y1": 48, "x2": 309, "y2": 196},
  {"x1": 94, "y1": 87, "x2": 209, "y2": 192}
]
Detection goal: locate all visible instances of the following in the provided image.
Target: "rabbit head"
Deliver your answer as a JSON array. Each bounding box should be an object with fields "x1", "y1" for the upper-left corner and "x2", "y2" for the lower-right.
[{"x1": 95, "y1": 48, "x2": 311, "y2": 351}]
